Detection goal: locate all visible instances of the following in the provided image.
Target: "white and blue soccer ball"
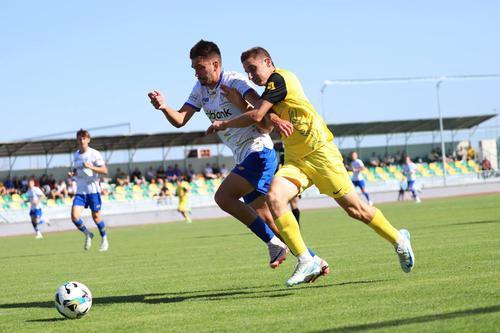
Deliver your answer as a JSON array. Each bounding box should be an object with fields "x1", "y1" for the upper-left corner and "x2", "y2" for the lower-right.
[{"x1": 54, "y1": 281, "x2": 92, "y2": 319}]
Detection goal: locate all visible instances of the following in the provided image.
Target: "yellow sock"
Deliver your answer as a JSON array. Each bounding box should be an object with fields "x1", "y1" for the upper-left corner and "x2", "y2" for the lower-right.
[
  {"x1": 368, "y1": 208, "x2": 400, "y2": 244},
  {"x1": 274, "y1": 211, "x2": 308, "y2": 256}
]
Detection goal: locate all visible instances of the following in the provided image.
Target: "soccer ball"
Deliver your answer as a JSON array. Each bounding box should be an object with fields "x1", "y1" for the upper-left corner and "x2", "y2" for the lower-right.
[{"x1": 54, "y1": 281, "x2": 92, "y2": 319}]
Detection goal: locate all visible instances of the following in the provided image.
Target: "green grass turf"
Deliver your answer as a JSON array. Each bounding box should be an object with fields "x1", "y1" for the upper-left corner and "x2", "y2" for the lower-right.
[{"x1": 0, "y1": 193, "x2": 499, "y2": 333}]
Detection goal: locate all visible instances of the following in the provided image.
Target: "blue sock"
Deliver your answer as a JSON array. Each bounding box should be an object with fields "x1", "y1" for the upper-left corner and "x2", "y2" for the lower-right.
[
  {"x1": 73, "y1": 219, "x2": 89, "y2": 234},
  {"x1": 248, "y1": 217, "x2": 275, "y2": 243},
  {"x1": 97, "y1": 221, "x2": 107, "y2": 237},
  {"x1": 363, "y1": 192, "x2": 371, "y2": 201}
]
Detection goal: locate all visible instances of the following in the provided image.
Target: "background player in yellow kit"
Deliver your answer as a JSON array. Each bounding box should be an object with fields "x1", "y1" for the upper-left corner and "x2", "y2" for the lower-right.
[
  {"x1": 175, "y1": 177, "x2": 192, "y2": 224},
  {"x1": 207, "y1": 46, "x2": 415, "y2": 287}
]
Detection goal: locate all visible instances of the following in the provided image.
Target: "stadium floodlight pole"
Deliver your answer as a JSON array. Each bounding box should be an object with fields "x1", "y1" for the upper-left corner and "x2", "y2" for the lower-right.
[{"x1": 436, "y1": 80, "x2": 447, "y2": 186}]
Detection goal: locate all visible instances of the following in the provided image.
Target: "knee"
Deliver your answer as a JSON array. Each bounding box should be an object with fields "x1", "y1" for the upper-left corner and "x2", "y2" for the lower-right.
[{"x1": 266, "y1": 190, "x2": 282, "y2": 210}]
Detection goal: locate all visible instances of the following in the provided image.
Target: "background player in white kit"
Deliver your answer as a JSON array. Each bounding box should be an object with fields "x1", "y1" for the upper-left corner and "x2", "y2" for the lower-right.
[
  {"x1": 349, "y1": 151, "x2": 373, "y2": 206},
  {"x1": 149, "y1": 40, "x2": 326, "y2": 270},
  {"x1": 70, "y1": 129, "x2": 109, "y2": 251},
  {"x1": 26, "y1": 178, "x2": 47, "y2": 239},
  {"x1": 402, "y1": 155, "x2": 421, "y2": 203}
]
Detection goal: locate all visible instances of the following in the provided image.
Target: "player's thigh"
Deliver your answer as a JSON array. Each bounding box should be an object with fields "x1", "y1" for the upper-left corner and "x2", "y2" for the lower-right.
[
  {"x1": 71, "y1": 205, "x2": 84, "y2": 221},
  {"x1": 216, "y1": 172, "x2": 255, "y2": 200},
  {"x1": 305, "y1": 143, "x2": 353, "y2": 198},
  {"x1": 268, "y1": 175, "x2": 302, "y2": 206}
]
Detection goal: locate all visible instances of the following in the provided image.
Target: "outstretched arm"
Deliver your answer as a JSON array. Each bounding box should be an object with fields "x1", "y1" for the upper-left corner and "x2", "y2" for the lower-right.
[{"x1": 148, "y1": 90, "x2": 196, "y2": 128}]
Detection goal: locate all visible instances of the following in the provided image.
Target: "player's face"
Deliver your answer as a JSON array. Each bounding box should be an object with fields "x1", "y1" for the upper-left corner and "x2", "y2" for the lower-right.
[
  {"x1": 243, "y1": 56, "x2": 273, "y2": 86},
  {"x1": 77, "y1": 135, "x2": 90, "y2": 150},
  {"x1": 191, "y1": 56, "x2": 220, "y2": 88}
]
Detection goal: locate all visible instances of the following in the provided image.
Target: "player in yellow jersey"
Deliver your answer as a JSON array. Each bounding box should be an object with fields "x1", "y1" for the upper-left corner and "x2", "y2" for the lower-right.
[
  {"x1": 207, "y1": 47, "x2": 415, "y2": 286},
  {"x1": 175, "y1": 177, "x2": 192, "y2": 224}
]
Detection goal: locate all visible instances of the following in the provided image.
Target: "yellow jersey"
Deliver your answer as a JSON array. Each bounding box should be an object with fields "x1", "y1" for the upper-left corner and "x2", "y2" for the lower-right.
[
  {"x1": 262, "y1": 68, "x2": 333, "y2": 161},
  {"x1": 175, "y1": 181, "x2": 190, "y2": 199}
]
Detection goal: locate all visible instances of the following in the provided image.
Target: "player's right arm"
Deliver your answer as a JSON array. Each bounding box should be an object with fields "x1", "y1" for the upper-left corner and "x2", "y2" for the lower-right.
[{"x1": 148, "y1": 90, "x2": 196, "y2": 128}]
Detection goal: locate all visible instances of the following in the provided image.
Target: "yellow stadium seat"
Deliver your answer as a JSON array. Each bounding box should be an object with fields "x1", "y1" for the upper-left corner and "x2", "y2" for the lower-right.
[
  {"x1": 46, "y1": 199, "x2": 57, "y2": 207},
  {"x1": 115, "y1": 186, "x2": 126, "y2": 194},
  {"x1": 132, "y1": 185, "x2": 142, "y2": 193},
  {"x1": 11, "y1": 193, "x2": 22, "y2": 202},
  {"x1": 148, "y1": 183, "x2": 159, "y2": 193}
]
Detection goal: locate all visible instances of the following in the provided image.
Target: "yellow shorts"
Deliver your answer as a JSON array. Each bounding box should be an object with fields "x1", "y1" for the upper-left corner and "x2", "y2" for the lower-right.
[
  {"x1": 178, "y1": 198, "x2": 188, "y2": 212},
  {"x1": 276, "y1": 142, "x2": 353, "y2": 198}
]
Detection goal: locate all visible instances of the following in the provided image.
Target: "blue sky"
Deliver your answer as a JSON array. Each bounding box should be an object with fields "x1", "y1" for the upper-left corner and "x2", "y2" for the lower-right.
[{"x1": 1, "y1": 0, "x2": 499, "y2": 143}]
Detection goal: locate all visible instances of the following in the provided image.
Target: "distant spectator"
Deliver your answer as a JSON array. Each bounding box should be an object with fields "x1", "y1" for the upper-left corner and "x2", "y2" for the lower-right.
[
  {"x1": 185, "y1": 164, "x2": 196, "y2": 178},
  {"x1": 50, "y1": 179, "x2": 67, "y2": 200},
  {"x1": 467, "y1": 145, "x2": 476, "y2": 161},
  {"x1": 369, "y1": 152, "x2": 380, "y2": 168},
  {"x1": 156, "y1": 182, "x2": 173, "y2": 205},
  {"x1": 203, "y1": 163, "x2": 216, "y2": 179},
  {"x1": 115, "y1": 168, "x2": 129, "y2": 186},
  {"x1": 383, "y1": 153, "x2": 395, "y2": 166},
  {"x1": 427, "y1": 149, "x2": 440, "y2": 163},
  {"x1": 0, "y1": 181, "x2": 6, "y2": 196},
  {"x1": 4, "y1": 177, "x2": 17, "y2": 195},
  {"x1": 173, "y1": 164, "x2": 183, "y2": 179},
  {"x1": 20, "y1": 176, "x2": 29, "y2": 193},
  {"x1": 446, "y1": 149, "x2": 456, "y2": 162},
  {"x1": 166, "y1": 165, "x2": 175, "y2": 182},
  {"x1": 131, "y1": 167, "x2": 142, "y2": 182},
  {"x1": 212, "y1": 163, "x2": 221, "y2": 176},
  {"x1": 145, "y1": 166, "x2": 156, "y2": 182},
  {"x1": 220, "y1": 164, "x2": 228, "y2": 178},
  {"x1": 66, "y1": 176, "x2": 76, "y2": 198},
  {"x1": 481, "y1": 157, "x2": 492, "y2": 171},
  {"x1": 156, "y1": 165, "x2": 166, "y2": 179}
]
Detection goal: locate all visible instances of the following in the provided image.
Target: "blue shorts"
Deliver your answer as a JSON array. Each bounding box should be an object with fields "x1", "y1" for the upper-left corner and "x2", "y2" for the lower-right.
[
  {"x1": 352, "y1": 180, "x2": 366, "y2": 189},
  {"x1": 232, "y1": 147, "x2": 278, "y2": 204},
  {"x1": 73, "y1": 193, "x2": 102, "y2": 212},
  {"x1": 29, "y1": 208, "x2": 42, "y2": 218},
  {"x1": 407, "y1": 180, "x2": 415, "y2": 191}
]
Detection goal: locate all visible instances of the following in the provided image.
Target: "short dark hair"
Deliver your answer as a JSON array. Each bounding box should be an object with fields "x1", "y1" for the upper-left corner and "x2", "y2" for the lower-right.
[
  {"x1": 241, "y1": 47, "x2": 273, "y2": 64},
  {"x1": 190, "y1": 40, "x2": 221, "y2": 60},
  {"x1": 76, "y1": 129, "x2": 90, "y2": 139}
]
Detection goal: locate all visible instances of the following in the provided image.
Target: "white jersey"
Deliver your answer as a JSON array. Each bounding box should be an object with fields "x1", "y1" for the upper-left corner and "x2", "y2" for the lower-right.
[
  {"x1": 350, "y1": 159, "x2": 365, "y2": 181},
  {"x1": 73, "y1": 147, "x2": 105, "y2": 194},
  {"x1": 186, "y1": 70, "x2": 274, "y2": 164},
  {"x1": 27, "y1": 186, "x2": 44, "y2": 210},
  {"x1": 403, "y1": 162, "x2": 417, "y2": 181}
]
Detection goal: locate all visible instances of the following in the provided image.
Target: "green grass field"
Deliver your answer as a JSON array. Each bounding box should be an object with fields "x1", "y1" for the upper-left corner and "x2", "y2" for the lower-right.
[{"x1": 0, "y1": 193, "x2": 499, "y2": 333}]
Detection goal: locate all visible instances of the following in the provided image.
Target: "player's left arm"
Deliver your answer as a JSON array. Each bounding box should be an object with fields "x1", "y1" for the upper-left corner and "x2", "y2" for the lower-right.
[
  {"x1": 207, "y1": 72, "x2": 292, "y2": 136},
  {"x1": 83, "y1": 153, "x2": 108, "y2": 175}
]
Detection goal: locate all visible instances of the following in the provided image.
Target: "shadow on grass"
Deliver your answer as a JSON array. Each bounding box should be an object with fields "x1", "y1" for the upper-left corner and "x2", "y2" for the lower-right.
[
  {"x1": 192, "y1": 232, "x2": 249, "y2": 239},
  {"x1": 2, "y1": 279, "x2": 387, "y2": 312},
  {"x1": 26, "y1": 318, "x2": 66, "y2": 323},
  {"x1": 448, "y1": 219, "x2": 500, "y2": 226},
  {"x1": 429, "y1": 219, "x2": 499, "y2": 228},
  {"x1": 310, "y1": 304, "x2": 500, "y2": 333}
]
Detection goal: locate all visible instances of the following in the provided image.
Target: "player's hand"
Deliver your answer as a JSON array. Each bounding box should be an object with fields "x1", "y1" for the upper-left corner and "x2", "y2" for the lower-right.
[
  {"x1": 272, "y1": 118, "x2": 294, "y2": 137},
  {"x1": 83, "y1": 162, "x2": 93, "y2": 170},
  {"x1": 148, "y1": 90, "x2": 167, "y2": 110},
  {"x1": 220, "y1": 85, "x2": 242, "y2": 106},
  {"x1": 206, "y1": 121, "x2": 228, "y2": 135}
]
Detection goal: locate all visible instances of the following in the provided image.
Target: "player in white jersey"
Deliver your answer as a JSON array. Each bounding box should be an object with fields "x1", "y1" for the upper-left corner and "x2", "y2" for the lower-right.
[
  {"x1": 349, "y1": 151, "x2": 373, "y2": 206},
  {"x1": 70, "y1": 129, "x2": 109, "y2": 251},
  {"x1": 402, "y1": 156, "x2": 421, "y2": 203},
  {"x1": 26, "y1": 179, "x2": 46, "y2": 239},
  {"x1": 148, "y1": 40, "x2": 325, "y2": 269}
]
